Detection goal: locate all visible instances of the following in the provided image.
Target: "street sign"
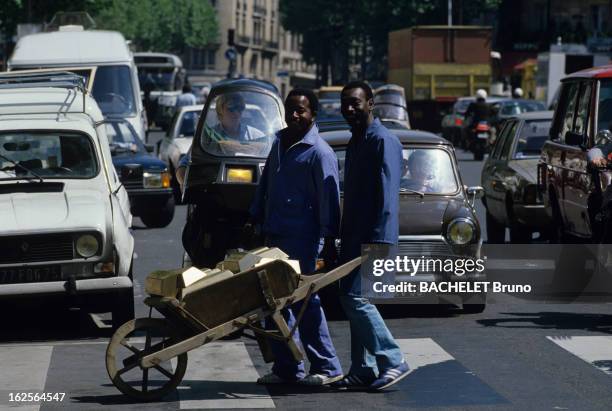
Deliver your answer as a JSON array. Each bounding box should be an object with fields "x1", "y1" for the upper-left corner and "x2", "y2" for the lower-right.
[
  {"x1": 277, "y1": 70, "x2": 289, "y2": 77},
  {"x1": 225, "y1": 48, "x2": 237, "y2": 61}
]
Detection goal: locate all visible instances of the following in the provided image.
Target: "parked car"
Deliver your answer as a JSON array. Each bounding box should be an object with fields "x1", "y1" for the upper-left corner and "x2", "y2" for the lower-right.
[
  {"x1": 0, "y1": 72, "x2": 135, "y2": 329},
  {"x1": 373, "y1": 84, "x2": 411, "y2": 129},
  {"x1": 482, "y1": 111, "x2": 553, "y2": 243},
  {"x1": 105, "y1": 118, "x2": 174, "y2": 228},
  {"x1": 319, "y1": 121, "x2": 486, "y2": 313},
  {"x1": 8, "y1": 25, "x2": 147, "y2": 141},
  {"x1": 158, "y1": 104, "x2": 202, "y2": 201},
  {"x1": 539, "y1": 65, "x2": 612, "y2": 243}
]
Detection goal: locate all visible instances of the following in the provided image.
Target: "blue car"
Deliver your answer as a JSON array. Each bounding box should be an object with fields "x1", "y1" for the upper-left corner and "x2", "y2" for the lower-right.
[{"x1": 105, "y1": 119, "x2": 175, "y2": 227}]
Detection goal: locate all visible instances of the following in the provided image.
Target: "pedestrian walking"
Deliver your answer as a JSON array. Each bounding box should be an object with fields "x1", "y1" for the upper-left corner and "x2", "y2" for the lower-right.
[
  {"x1": 332, "y1": 81, "x2": 411, "y2": 391},
  {"x1": 175, "y1": 84, "x2": 197, "y2": 108},
  {"x1": 248, "y1": 88, "x2": 344, "y2": 386}
]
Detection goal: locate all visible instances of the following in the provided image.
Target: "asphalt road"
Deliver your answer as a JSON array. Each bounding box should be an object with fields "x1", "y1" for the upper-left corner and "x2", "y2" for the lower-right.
[{"x1": 3, "y1": 133, "x2": 612, "y2": 411}]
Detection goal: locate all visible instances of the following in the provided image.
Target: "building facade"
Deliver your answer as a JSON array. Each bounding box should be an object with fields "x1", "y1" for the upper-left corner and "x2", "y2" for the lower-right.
[{"x1": 184, "y1": 0, "x2": 314, "y2": 96}]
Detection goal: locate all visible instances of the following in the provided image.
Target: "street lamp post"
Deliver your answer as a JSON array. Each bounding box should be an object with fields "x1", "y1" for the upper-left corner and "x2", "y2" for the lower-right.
[{"x1": 448, "y1": 0, "x2": 453, "y2": 26}]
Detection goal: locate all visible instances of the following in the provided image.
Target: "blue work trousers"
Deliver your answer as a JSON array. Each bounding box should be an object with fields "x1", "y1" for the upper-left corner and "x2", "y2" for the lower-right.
[{"x1": 264, "y1": 235, "x2": 342, "y2": 380}]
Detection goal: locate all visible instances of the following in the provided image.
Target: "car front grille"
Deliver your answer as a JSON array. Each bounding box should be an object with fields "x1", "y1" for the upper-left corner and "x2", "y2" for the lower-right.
[
  {"x1": 398, "y1": 241, "x2": 455, "y2": 257},
  {"x1": 0, "y1": 234, "x2": 74, "y2": 264},
  {"x1": 122, "y1": 179, "x2": 144, "y2": 190}
]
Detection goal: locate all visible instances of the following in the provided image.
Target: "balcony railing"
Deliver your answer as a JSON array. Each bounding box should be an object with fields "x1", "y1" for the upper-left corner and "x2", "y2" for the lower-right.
[
  {"x1": 253, "y1": 5, "x2": 266, "y2": 15},
  {"x1": 237, "y1": 35, "x2": 250, "y2": 45}
]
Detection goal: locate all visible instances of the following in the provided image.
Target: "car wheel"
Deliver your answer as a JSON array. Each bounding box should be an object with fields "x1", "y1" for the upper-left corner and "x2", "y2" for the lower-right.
[
  {"x1": 486, "y1": 210, "x2": 505, "y2": 243},
  {"x1": 141, "y1": 196, "x2": 175, "y2": 228},
  {"x1": 462, "y1": 292, "x2": 486, "y2": 314}
]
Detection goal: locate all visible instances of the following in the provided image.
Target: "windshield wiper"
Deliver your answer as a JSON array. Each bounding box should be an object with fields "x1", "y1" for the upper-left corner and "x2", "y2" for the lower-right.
[
  {"x1": 400, "y1": 187, "x2": 425, "y2": 198},
  {"x1": 0, "y1": 153, "x2": 44, "y2": 183}
]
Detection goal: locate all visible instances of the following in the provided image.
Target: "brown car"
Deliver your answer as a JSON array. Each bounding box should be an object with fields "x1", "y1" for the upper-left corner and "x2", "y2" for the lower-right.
[
  {"x1": 319, "y1": 121, "x2": 487, "y2": 312},
  {"x1": 539, "y1": 65, "x2": 612, "y2": 242}
]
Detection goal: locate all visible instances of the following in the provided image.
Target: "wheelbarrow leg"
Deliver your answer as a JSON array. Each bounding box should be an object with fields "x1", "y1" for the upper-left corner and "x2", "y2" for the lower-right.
[{"x1": 271, "y1": 312, "x2": 304, "y2": 362}]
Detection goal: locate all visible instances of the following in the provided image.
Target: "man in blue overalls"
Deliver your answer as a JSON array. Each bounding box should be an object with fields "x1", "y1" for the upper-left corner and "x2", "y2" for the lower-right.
[
  {"x1": 249, "y1": 88, "x2": 343, "y2": 386},
  {"x1": 332, "y1": 81, "x2": 410, "y2": 391}
]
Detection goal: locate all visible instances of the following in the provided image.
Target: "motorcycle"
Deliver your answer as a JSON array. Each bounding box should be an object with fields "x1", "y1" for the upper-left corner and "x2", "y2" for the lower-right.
[
  {"x1": 182, "y1": 79, "x2": 285, "y2": 267},
  {"x1": 469, "y1": 121, "x2": 491, "y2": 161}
]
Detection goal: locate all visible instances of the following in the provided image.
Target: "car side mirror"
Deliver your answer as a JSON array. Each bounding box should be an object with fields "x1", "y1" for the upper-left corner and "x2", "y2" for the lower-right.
[
  {"x1": 596, "y1": 129, "x2": 612, "y2": 146},
  {"x1": 145, "y1": 144, "x2": 155, "y2": 153},
  {"x1": 565, "y1": 131, "x2": 585, "y2": 147},
  {"x1": 466, "y1": 186, "x2": 484, "y2": 206}
]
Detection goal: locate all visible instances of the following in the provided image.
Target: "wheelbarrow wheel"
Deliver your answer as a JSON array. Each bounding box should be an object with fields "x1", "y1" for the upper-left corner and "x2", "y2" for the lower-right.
[{"x1": 106, "y1": 318, "x2": 188, "y2": 402}]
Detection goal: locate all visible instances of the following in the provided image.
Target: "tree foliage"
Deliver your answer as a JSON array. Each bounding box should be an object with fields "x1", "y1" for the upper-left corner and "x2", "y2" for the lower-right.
[{"x1": 95, "y1": 0, "x2": 218, "y2": 52}]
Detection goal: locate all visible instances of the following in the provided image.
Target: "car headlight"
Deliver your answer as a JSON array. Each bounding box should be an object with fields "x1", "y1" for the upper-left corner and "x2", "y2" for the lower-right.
[
  {"x1": 226, "y1": 167, "x2": 254, "y2": 183},
  {"x1": 143, "y1": 171, "x2": 170, "y2": 188},
  {"x1": 76, "y1": 234, "x2": 99, "y2": 258},
  {"x1": 447, "y1": 218, "x2": 476, "y2": 245}
]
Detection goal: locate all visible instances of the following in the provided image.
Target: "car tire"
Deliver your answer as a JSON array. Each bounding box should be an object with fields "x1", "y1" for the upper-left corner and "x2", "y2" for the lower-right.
[
  {"x1": 509, "y1": 223, "x2": 531, "y2": 243},
  {"x1": 486, "y1": 210, "x2": 505, "y2": 243},
  {"x1": 141, "y1": 196, "x2": 175, "y2": 228},
  {"x1": 474, "y1": 149, "x2": 484, "y2": 161},
  {"x1": 462, "y1": 292, "x2": 486, "y2": 314}
]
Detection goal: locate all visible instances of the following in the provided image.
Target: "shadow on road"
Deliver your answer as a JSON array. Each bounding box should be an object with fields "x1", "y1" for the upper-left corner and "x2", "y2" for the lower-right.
[
  {"x1": 477, "y1": 311, "x2": 612, "y2": 334},
  {"x1": 0, "y1": 302, "x2": 112, "y2": 343}
]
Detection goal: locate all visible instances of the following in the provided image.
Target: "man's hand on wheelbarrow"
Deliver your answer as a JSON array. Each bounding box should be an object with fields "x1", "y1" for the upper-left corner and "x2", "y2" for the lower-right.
[{"x1": 320, "y1": 237, "x2": 339, "y2": 270}]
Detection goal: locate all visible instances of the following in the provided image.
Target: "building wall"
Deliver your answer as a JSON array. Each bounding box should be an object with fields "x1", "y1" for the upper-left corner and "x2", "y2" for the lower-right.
[{"x1": 185, "y1": 0, "x2": 315, "y2": 95}]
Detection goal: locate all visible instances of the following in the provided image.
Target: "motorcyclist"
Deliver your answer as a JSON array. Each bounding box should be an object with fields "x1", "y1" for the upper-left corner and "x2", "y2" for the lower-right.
[
  {"x1": 464, "y1": 89, "x2": 492, "y2": 128},
  {"x1": 512, "y1": 87, "x2": 524, "y2": 98}
]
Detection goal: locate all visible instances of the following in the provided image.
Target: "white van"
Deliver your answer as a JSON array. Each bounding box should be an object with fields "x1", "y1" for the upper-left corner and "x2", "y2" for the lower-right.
[{"x1": 8, "y1": 26, "x2": 147, "y2": 141}]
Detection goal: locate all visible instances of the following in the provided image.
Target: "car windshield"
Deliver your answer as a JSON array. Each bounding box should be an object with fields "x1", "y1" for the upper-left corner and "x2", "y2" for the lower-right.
[
  {"x1": 138, "y1": 67, "x2": 177, "y2": 92},
  {"x1": 334, "y1": 147, "x2": 459, "y2": 194},
  {"x1": 178, "y1": 110, "x2": 200, "y2": 137},
  {"x1": 500, "y1": 101, "x2": 546, "y2": 116},
  {"x1": 104, "y1": 121, "x2": 143, "y2": 155},
  {"x1": 199, "y1": 91, "x2": 282, "y2": 158},
  {"x1": 374, "y1": 105, "x2": 408, "y2": 121},
  {"x1": 513, "y1": 120, "x2": 551, "y2": 159},
  {"x1": 0, "y1": 133, "x2": 97, "y2": 180},
  {"x1": 91, "y1": 65, "x2": 137, "y2": 116},
  {"x1": 597, "y1": 79, "x2": 612, "y2": 132},
  {"x1": 318, "y1": 99, "x2": 343, "y2": 122}
]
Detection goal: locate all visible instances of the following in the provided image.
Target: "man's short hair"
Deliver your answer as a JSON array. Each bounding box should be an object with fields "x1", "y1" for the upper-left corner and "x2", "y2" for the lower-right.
[
  {"x1": 342, "y1": 81, "x2": 373, "y2": 100},
  {"x1": 216, "y1": 93, "x2": 246, "y2": 114},
  {"x1": 286, "y1": 88, "x2": 318, "y2": 114}
]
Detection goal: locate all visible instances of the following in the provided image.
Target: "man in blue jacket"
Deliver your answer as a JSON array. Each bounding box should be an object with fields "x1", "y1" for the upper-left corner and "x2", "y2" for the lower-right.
[
  {"x1": 333, "y1": 81, "x2": 410, "y2": 391},
  {"x1": 249, "y1": 88, "x2": 343, "y2": 386}
]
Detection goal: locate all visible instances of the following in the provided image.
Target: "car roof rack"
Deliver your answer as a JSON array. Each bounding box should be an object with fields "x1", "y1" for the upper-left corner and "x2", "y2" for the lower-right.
[{"x1": 0, "y1": 71, "x2": 88, "y2": 115}]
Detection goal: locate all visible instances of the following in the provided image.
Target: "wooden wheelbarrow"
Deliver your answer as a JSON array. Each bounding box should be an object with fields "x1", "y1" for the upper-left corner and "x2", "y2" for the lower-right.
[{"x1": 105, "y1": 257, "x2": 361, "y2": 401}]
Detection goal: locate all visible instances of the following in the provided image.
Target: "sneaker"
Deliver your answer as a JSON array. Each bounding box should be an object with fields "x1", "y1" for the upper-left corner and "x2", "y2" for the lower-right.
[
  {"x1": 256, "y1": 372, "x2": 291, "y2": 385},
  {"x1": 330, "y1": 374, "x2": 374, "y2": 390},
  {"x1": 369, "y1": 360, "x2": 412, "y2": 391},
  {"x1": 298, "y1": 373, "x2": 344, "y2": 386}
]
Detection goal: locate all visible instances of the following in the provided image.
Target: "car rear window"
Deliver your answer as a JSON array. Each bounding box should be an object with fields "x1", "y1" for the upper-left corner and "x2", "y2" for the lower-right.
[{"x1": 513, "y1": 120, "x2": 551, "y2": 158}]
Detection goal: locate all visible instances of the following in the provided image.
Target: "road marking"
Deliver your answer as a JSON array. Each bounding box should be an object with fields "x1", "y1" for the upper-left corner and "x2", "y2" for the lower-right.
[
  {"x1": 396, "y1": 338, "x2": 507, "y2": 407},
  {"x1": 548, "y1": 336, "x2": 612, "y2": 375},
  {"x1": 179, "y1": 341, "x2": 274, "y2": 409},
  {"x1": 0, "y1": 346, "x2": 53, "y2": 411}
]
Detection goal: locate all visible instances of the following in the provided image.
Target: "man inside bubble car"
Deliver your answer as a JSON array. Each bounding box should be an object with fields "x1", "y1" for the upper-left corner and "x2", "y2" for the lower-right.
[
  {"x1": 401, "y1": 150, "x2": 439, "y2": 193},
  {"x1": 176, "y1": 92, "x2": 266, "y2": 185}
]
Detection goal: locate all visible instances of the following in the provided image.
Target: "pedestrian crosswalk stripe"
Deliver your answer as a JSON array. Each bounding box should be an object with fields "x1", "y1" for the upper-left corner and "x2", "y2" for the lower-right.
[
  {"x1": 178, "y1": 341, "x2": 274, "y2": 409},
  {"x1": 547, "y1": 336, "x2": 612, "y2": 375},
  {"x1": 0, "y1": 346, "x2": 53, "y2": 411},
  {"x1": 396, "y1": 338, "x2": 507, "y2": 407}
]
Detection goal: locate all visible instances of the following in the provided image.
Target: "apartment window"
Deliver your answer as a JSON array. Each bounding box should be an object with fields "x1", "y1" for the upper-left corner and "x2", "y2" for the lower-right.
[{"x1": 191, "y1": 49, "x2": 216, "y2": 70}]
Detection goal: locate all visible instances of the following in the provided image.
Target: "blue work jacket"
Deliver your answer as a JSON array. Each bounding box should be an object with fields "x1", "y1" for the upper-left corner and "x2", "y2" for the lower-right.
[
  {"x1": 340, "y1": 118, "x2": 402, "y2": 259},
  {"x1": 250, "y1": 124, "x2": 340, "y2": 243}
]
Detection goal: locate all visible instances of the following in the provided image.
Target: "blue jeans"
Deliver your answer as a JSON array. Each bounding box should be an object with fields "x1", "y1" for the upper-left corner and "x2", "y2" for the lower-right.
[{"x1": 339, "y1": 295, "x2": 404, "y2": 379}]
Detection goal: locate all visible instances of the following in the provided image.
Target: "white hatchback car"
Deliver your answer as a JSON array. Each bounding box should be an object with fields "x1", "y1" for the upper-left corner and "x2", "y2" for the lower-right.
[
  {"x1": 0, "y1": 72, "x2": 135, "y2": 329},
  {"x1": 158, "y1": 104, "x2": 202, "y2": 200}
]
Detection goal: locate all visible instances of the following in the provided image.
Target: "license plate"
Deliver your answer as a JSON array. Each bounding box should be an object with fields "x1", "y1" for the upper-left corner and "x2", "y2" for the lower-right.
[
  {"x1": 477, "y1": 133, "x2": 489, "y2": 139},
  {"x1": 0, "y1": 265, "x2": 62, "y2": 284}
]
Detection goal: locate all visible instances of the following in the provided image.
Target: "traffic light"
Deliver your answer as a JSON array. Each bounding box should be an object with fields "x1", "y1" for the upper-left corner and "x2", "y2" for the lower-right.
[{"x1": 228, "y1": 29, "x2": 235, "y2": 46}]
